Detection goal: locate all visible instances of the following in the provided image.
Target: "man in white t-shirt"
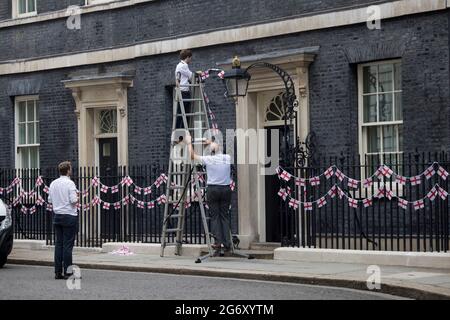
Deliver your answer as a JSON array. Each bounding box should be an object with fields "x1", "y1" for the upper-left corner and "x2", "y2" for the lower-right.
[
  {"x1": 48, "y1": 161, "x2": 79, "y2": 280},
  {"x1": 186, "y1": 134, "x2": 233, "y2": 253},
  {"x1": 175, "y1": 49, "x2": 194, "y2": 128}
]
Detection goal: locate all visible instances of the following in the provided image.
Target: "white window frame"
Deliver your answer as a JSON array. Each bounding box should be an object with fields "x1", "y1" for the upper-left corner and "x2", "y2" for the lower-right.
[
  {"x1": 358, "y1": 60, "x2": 404, "y2": 195},
  {"x1": 85, "y1": 0, "x2": 117, "y2": 6},
  {"x1": 13, "y1": 0, "x2": 37, "y2": 19},
  {"x1": 15, "y1": 95, "x2": 40, "y2": 169}
]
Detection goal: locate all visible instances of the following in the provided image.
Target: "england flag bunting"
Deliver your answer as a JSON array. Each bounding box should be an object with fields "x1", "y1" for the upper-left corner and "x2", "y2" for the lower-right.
[
  {"x1": 144, "y1": 187, "x2": 152, "y2": 195},
  {"x1": 288, "y1": 198, "x2": 299, "y2": 210},
  {"x1": 324, "y1": 167, "x2": 334, "y2": 179},
  {"x1": 147, "y1": 201, "x2": 155, "y2": 209},
  {"x1": 413, "y1": 200, "x2": 425, "y2": 211},
  {"x1": 363, "y1": 198, "x2": 373, "y2": 208},
  {"x1": 111, "y1": 185, "x2": 119, "y2": 194},
  {"x1": 304, "y1": 202, "x2": 313, "y2": 211},
  {"x1": 347, "y1": 178, "x2": 358, "y2": 189},
  {"x1": 335, "y1": 169, "x2": 345, "y2": 182},
  {"x1": 92, "y1": 176, "x2": 100, "y2": 187},
  {"x1": 134, "y1": 186, "x2": 142, "y2": 195},
  {"x1": 427, "y1": 186, "x2": 438, "y2": 201},
  {"x1": 279, "y1": 170, "x2": 292, "y2": 182},
  {"x1": 0, "y1": 188, "x2": 3, "y2": 195},
  {"x1": 35, "y1": 176, "x2": 44, "y2": 187},
  {"x1": 424, "y1": 166, "x2": 436, "y2": 180},
  {"x1": 375, "y1": 187, "x2": 385, "y2": 199},
  {"x1": 381, "y1": 165, "x2": 394, "y2": 178},
  {"x1": 278, "y1": 188, "x2": 288, "y2": 201},
  {"x1": 375, "y1": 166, "x2": 384, "y2": 179},
  {"x1": 310, "y1": 176, "x2": 320, "y2": 186},
  {"x1": 100, "y1": 185, "x2": 109, "y2": 193},
  {"x1": 114, "y1": 202, "x2": 121, "y2": 210},
  {"x1": 395, "y1": 175, "x2": 407, "y2": 185},
  {"x1": 328, "y1": 185, "x2": 337, "y2": 198},
  {"x1": 103, "y1": 202, "x2": 110, "y2": 210},
  {"x1": 30, "y1": 206, "x2": 36, "y2": 214},
  {"x1": 46, "y1": 203, "x2": 53, "y2": 212},
  {"x1": 337, "y1": 187, "x2": 345, "y2": 199},
  {"x1": 348, "y1": 197, "x2": 358, "y2": 209},
  {"x1": 410, "y1": 175, "x2": 422, "y2": 186},
  {"x1": 363, "y1": 177, "x2": 373, "y2": 188},
  {"x1": 317, "y1": 197, "x2": 327, "y2": 208},
  {"x1": 438, "y1": 186, "x2": 448, "y2": 200},
  {"x1": 398, "y1": 198, "x2": 408, "y2": 209},
  {"x1": 295, "y1": 178, "x2": 306, "y2": 187},
  {"x1": 438, "y1": 166, "x2": 449, "y2": 180},
  {"x1": 385, "y1": 189, "x2": 394, "y2": 200}
]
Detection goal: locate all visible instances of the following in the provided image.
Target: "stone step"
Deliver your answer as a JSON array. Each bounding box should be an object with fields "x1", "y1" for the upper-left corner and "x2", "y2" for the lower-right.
[
  {"x1": 200, "y1": 248, "x2": 274, "y2": 260},
  {"x1": 250, "y1": 242, "x2": 281, "y2": 251}
]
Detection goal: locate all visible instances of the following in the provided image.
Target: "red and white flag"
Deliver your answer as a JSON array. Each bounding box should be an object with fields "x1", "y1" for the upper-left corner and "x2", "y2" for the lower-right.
[
  {"x1": 114, "y1": 202, "x2": 121, "y2": 210},
  {"x1": 21, "y1": 206, "x2": 28, "y2": 214},
  {"x1": 92, "y1": 176, "x2": 100, "y2": 187},
  {"x1": 92, "y1": 196, "x2": 101, "y2": 206},
  {"x1": 375, "y1": 187, "x2": 385, "y2": 199},
  {"x1": 375, "y1": 166, "x2": 384, "y2": 179},
  {"x1": 427, "y1": 187, "x2": 438, "y2": 201},
  {"x1": 413, "y1": 199, "x2": 425, "y2": 211},
  {"x1": 328, "y1": 185, "x2": 337, "y2": 198},
  {"x1": 438, "y1": 166, "x2": 449, "y2": 180},
  {"x1": 438, "y1": 186, "x2": 448, "y2": 200},
  {"x1": 123, "y1": 196, "x2": 130, "y2": 205},
  {"x1": 363, "y1": 177, "x2": 373, "y2": 188},
  {"x1": 230, "y1": 180, "x2": 236, "y2": 191},
  {"x1": 36, "y1": 196, "x2": 45, "y2": 206},
  {"x1": 143, "y1": 187, "x2": 152, "y2": 195},
  {"x1": 317, "y1": 197, "x2": 327, "y2": 208},
  {"x1": 46, "y1": 203, "x2": 53, "y2": 212},
  {"x1": 75, "y1": 203, "x2": 81, "y2": 210},
  {"x1": 324, "y1": 167, "x2": 334, "y2": 179},
  {"x1": 29, "y1": 206, "x2": 37, "y2": 214},
  {"x1": 410, "y1": 175, "x2": 422, "y2": 186},
  {"x1": 0, "y1": 188, "x2": 3, "y2": 195},
  {"x1": 348, "y1": 178, "x2": 358, "y2": 189},
  {"x1": 157, "y1": 195, "x2": 167, "y2": 205},
  {"x1": 335, "y1": 169, "x2": 345, "y2": 182},
  {"x1": 134, "y1": 186, "x2": 142, "y2": 195},
  {"x1": 111, "y1": 185, "x2": 119, "y2": 194},
  {"x1": 398, "y1": 198, "x2": 408, "y2": 210},
  {"x1": 137, "y1": 201, "x2": 145, "y2": 209},
  {"x1": 395, "y1": 175, "x2": 407, "y2": 185},
  {"x1": 304, "y1": 202, "x2": 313, "y2": 211},
  {"x1": 100, "y1": 185, "x2": 109, "y2": 193},
  {"x1": 295, "y1": 178, "x2": 306, "y2": 187},
  {"x1": 217, "y1": 70, "x2": 225, "y2": 79},
  {"x1": 348, "y1": 197, "x2": 358, "y2": 209},
  {"x1": 288, "y1": 198, "x2": 299, "y2": 210},
  {"x1": 337, "y1": 187, "x2": 345, "y2": 199},
  {"x1": 424, "y1": 166, "x2": 436, "y2": 180},
  {"x1": 35, "y1": 176, "x2": 44, "y2": 187},
  {"x1": 129, "y1": 195, "x2": 136, "y2": 204},
  {"x1": 185, "y1": 200, "x2": 191, "y2": 209},
  {"x1": 147, "y1": 201, "x2": 155, "y2": 209},
  {"x1": 363, "y1": 198, "x2": 373, "y2": 208},
  {"x1": 277, "y1": 188, "x2": 288, "y2": 201},
  {"x1": 103, "y1": 202, "x2": 111, "y2": 210},
  {"x1": 385, "y1": 189, "x2": 394, "y2": 200},
  {"x1": 310, "y1": 176, "x2": 320, "y2": 186},
  {"x1": 12, "y1": 177, "x2": 21, "y2": 186},
  {"x1": 43, "y1": 186, "x2": 50, "y2": 194},
  {"x1": 279, "y1": 170, "x2": 292, "y2": 182},
  {"x1": 382, "y1": 165, "x2": 394, "y2": 178},
  {"x1": 121, "y1": 176, "x2": 134, "y2": 187}
]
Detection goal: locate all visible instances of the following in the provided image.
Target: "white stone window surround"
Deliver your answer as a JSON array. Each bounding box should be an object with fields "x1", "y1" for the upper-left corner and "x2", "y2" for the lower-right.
[
  {"x1": 15, "y1": 95, "x2": 40, "y2": 169},
  {"x1": 12, "y1": 0, "x2": 38, "y2": 19}
]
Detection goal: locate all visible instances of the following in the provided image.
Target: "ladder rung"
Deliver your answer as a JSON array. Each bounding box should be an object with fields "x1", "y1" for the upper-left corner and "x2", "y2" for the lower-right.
[
  {"x1": 181, "y1": 98, "x2": 204, "y2": 102},
  {"x1": 187, "y1": 127, "x2": 209, "y2": 130},
  {"x1": 166, "y1": 228, "x2": 182, "y2": 233},
  {"x1": 166, "y1": 213, "x2": 183, "y2": 218},
  {"x1": 175, "y1": 112, "x2": 206, "y2": 117}
]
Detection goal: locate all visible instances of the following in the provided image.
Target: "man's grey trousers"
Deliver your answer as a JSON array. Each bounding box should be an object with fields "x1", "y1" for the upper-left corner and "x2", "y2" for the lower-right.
[{"x1": 207, "y1": 185, "x2": 232, "y2": 249}]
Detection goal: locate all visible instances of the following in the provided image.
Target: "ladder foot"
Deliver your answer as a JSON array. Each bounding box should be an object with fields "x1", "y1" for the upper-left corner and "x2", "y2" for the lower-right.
[{"x1": 195, "y1": 259, "x2": 202, "y2": 264}]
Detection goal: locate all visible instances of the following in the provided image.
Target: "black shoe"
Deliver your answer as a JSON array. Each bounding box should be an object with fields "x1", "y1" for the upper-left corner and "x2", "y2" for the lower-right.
[{"x1": 55, "y1": 273, "x2": 65, "y2": 280}]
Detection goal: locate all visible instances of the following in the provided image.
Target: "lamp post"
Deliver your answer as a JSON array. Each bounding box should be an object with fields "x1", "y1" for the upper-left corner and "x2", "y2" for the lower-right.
[{"x1": 223, "y1": 56, "x2": 302, "y2": 168}]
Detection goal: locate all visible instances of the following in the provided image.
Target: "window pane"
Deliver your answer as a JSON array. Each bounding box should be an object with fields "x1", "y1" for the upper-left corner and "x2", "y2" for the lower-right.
[
  {"x1": 394, "y1": 92, "x2": 402, "y2": 121},
  {"x1": 394, "y1": 62, "x2": 402, "y2": 91},
  {"x1": 363, "y1": 66, "x2": 377, "y2": 94},
  {"x1": 29, "y1": 147, "x2": 39, "y2": 169},
  {"x1": 27, "y1": 100, "x2": 35, "y2": 122},
  {"x1": 36, "y1": 122, "x2": 40, "y2": 144},
  {"x1": 18, "y1": 0, "x2": 26, "y2": 14},
  {"x1": 18, "y1": 101, "x2": 26, "y2": 122},
  {"x1": 99, "y1": 110, "x2": 118, "y2": 134},
  {"x1": 363, "y1": 95, "x2": 377, "y2": 123},
  {"x1": 383, "y1": 125, "x2": 397, "y2": 152},
  {"x1": 378, "y1": 92, "x2": 393, "y2": 122},
  {"x1": 378, "y1": 64, "x2": 393, "y2": 93},
  {"x1": 398, "y1": 125, "x2": 403, "y2": 152},
  {"x1": 366, "y1": 154, "x2": 381, "y2": 174},
  {"x1": 366, "y1": 126, "x2": 380, "y2": 153},
  {"x1": 19, "y1": 123, "x2": 26, "y2": 145},
  {"x1": 27, "y1": 123, "x2": 35, "y2": 144},
  {"x1": 19, "y1": 148, "x2": 29, "y2": 169},
  {"x1": 28, "y1": 0, "x2": 36, "y2": 12}
]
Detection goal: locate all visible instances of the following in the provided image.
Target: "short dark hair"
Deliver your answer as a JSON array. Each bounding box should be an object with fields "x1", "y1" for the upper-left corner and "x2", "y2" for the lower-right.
[
  {"x1": 58, "y1": 161, "x2": 72, "y2": 176},
  {"x1": 180, "y1": 49, "x2": 192, "y2": 60}
]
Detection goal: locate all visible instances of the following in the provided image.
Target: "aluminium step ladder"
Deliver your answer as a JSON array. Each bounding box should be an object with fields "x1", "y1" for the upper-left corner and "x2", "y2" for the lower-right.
[{"x1": 160, "y1": 75, "x2": 214, "y2": 258}]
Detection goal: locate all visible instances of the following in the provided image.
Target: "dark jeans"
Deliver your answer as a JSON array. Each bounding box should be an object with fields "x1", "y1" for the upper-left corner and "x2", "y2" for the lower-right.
[
  {"x1": 176, "y1": 91, "x2": 192, "y2": 128},
  {"x1": 53, "y1": 214, "x2": 78, "y2": 274},
  {"x1": 207, "y1": 185, "x2": 232, "y2": 249}
]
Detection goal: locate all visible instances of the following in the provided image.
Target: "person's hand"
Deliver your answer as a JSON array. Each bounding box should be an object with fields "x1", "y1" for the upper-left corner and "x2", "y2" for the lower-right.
[
  {"x1": 204, "y1": 139, "x2": 212, "y2": 145},
  {"x1": 184, "y1": 133, "x2": 192, "y2": 144}
]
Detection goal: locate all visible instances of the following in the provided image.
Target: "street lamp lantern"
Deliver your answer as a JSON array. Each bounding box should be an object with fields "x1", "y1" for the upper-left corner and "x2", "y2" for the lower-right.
[{"x1": 223, "y1": 56, "x2": 251, "y2": 98}]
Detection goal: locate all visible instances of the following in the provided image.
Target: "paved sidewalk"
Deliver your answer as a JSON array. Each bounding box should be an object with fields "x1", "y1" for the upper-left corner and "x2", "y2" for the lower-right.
[{"x1": 7, "y1": 247, "x2": 450, "y2": 300}]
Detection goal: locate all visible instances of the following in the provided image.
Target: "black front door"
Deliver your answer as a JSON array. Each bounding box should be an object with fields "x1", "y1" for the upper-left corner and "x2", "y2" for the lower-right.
[
  {"x1": 265, "y1": 126, "x2": 285, "y2": 242},
  {"x1": 99, "y1": 138, "x2": 119, "y2": 240},
  {"x1": 99, "y1": 138, "x2": 118, "y2": 177}
]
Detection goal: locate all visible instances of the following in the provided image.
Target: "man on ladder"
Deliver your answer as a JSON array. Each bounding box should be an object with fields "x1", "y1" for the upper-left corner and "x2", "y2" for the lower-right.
[
  {"x1": 185, "y1": 134, "x2": 233, "y2": 254},
  {"x1": 175, "y1": 49, "x2": 194, "y2": 129}
]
